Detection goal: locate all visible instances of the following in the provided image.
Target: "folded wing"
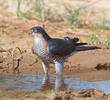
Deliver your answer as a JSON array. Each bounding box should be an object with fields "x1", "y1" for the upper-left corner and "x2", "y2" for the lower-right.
[{"x1": 48, "y1": 39, "x2": 74, "y2": 56}]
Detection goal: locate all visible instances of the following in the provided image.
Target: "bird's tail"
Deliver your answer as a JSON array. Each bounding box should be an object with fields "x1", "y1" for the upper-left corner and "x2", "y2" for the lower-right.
[
  {"x1": 76, "y1": 46, "x2": 100, "y2": 51},
  {"x1": 72, "y1": 37, "x2": 100, "y2": 51}
]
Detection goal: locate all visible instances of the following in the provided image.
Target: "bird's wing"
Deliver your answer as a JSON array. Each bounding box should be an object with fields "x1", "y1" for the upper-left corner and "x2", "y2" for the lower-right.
[{"x1": 48, "y1": 39, "x2": 74, "y2": 56}]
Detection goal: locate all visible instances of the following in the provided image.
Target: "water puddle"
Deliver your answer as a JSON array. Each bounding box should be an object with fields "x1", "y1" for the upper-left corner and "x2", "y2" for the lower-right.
[{"x1": 0, "y1": 73, "x2": 110, "y2": 94}]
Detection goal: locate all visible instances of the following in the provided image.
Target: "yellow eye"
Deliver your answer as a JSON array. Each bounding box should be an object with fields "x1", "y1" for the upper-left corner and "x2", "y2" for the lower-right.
[{"x1": 34, "y1": 29, "x2": 37, "y2": 32}]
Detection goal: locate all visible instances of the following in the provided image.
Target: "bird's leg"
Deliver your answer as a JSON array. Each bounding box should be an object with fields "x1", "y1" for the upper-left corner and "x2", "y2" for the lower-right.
[
  {"x1": 42, "y1": 61, "x2": 49, "y2": 74},
  {"x1": 54, "y1": 61, "x2": 64, "y2": 75}
]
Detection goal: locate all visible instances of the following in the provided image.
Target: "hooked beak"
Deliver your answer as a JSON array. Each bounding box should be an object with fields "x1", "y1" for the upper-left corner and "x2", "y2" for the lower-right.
[{"x1": 28, "y1": 31, "x2": 32, "y2": 34}]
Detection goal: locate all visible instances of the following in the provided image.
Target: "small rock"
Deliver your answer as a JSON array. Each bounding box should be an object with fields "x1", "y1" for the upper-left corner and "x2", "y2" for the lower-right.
[{"x1": 95, "y1": 63, "x2": 110, "y2": 70}]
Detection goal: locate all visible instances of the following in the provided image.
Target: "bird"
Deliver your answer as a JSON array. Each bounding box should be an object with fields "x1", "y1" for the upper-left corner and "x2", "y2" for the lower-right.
[{"x1": 28, "y1": 26, "x2": 98, "y2": 75}]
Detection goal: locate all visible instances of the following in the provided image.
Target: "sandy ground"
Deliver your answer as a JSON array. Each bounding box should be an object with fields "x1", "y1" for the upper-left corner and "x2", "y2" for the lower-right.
[{"x1": 0, "y1": 0, "x2": 110, "y2": 99}]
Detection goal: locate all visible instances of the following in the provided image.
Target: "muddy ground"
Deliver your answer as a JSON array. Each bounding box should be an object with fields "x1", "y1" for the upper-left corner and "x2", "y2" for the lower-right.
[
  {"x1": 0, "y1": 18, "x2": 110, "y2": 80},
  {"x1": 0, "y1": 19, "x2": 110, "y2": 100},
  {"x1": 0, "y1": 0, "x2": 110, "y2": 99},
  {"x1": 0, "y1": 89, "x2": 110, "y2": 100}
]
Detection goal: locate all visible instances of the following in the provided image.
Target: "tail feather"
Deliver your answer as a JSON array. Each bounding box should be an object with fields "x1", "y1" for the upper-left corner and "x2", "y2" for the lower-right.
[
  {"x1": 76, "y1": 46, "x2": 100, "y2": 51},
  {"x1": 76, "y1": 43, "x2": 87, "y2": 46},
  {"x1": 71, "y1": 37, "x2": 100, "y2": 51}
]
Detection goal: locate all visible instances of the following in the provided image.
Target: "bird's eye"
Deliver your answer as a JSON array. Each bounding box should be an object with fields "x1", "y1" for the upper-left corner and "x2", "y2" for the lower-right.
[{"x1": 34, "y1": 29, "x2": 37, "y2": 33}]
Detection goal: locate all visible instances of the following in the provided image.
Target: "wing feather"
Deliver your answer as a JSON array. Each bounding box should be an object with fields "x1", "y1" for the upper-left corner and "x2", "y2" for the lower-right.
[{"x1": 48, "y1": 39, "x2": 74, "y2": 56}]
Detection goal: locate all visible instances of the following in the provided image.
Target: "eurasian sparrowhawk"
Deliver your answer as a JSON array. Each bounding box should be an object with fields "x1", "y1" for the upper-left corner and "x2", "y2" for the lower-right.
[{"x1": 28, "y1": 26, "x2": 98, "y2": 75}]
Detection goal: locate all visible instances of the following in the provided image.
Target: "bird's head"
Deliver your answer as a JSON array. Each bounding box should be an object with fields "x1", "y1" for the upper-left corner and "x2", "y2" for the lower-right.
[
  {"x1": 28, "y1": 26, "x2": 46, "y2": 36},
  {"x1": 28, "y1": 26, "x2": 50, "y2": 40}
]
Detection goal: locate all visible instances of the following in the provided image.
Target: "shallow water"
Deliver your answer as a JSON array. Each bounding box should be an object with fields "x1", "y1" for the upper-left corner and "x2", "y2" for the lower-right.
[{"x1": 0, "y1": 73, "x2": 110, "y2": 94}]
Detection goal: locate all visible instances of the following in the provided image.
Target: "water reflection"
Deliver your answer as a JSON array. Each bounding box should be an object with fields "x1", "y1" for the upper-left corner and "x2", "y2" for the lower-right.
[
  {"x1": 41, "y1": 74, "x2": 67, "y2": 90},
  {"x1": 0, "y1": 73, "x2": 67, "y2": 91},
  {"x1": 0, "y1": 73, "x2": 110, "y2": 94}
]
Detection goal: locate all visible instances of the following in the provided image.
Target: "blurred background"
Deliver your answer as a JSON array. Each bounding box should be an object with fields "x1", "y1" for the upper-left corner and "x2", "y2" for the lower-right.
[{"x1": 0, "y1": 0, "x2": 110, "y2": 50}]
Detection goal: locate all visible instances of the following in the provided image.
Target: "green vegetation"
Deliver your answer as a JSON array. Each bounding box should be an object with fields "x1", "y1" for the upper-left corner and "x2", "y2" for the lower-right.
[
  {"x1": 20, "y1": 11, "x2": 32, "y2": 18},
  {"x1": 91, "y1": 17, "x2": 108, "y2": 29},
  {"x1": 16, "y1": 0, "x2": 21, "y2": 17},
  {"x1": 34, "y1": 0, "x2": 52, "y2": 20},
  {"x1": 16, "y1": 0, "x2": 32, "y2": 18},
  {"x1": 75, "y1": 97, "x2": 81, "y2": 100},
  {"x1": 87, "y1": 34, "x2": 110, "y2": 45},
  {"x1": 102, "y1": 39, "x2": 110, "y2": 45},
  {"x1": 25, "y1": 53, "x2": 34, "y2": 57},
  {"x1": 45, "y1": 8, "x2": 52, "y2": 20},
  {"x1": 88, "y1": 34, "x2": 99, "y2": 44},
  {"x1": 0, "y1": 43, "x2": 5, "y2": 46},
  {"x1": 68, "y1": 8, "x2": 82, "y2": 27},
  {"x1": 50, "y1": 91, "x2": 55, "y2": 100},
  {"x1": 16, "y1": 1, "x2": 109, "y2": 28},
  {"x1": 34, "y1": 0, "x2": 42, "y2": 17},
  {"x1": 97, "y1": 17, "x2": 108, "y2": 29},
  {"x1": 16, "y1": 0, "x2": 52, "y2": 20}
]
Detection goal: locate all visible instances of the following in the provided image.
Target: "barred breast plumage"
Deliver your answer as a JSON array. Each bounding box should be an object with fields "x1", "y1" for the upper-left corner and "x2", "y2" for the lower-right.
[{"x1": 33, "y1": 35, "x2": 68, "y2": 63}]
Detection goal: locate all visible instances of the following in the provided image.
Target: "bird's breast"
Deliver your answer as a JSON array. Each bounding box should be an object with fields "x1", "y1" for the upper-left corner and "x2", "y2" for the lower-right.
[{"x1": 33, "y1": 36, "x2": 50, "y2": 60}]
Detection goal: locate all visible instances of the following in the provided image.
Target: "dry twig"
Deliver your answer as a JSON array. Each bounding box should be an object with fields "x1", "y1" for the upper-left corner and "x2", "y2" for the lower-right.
[{"x1": 0, "y1": 47, "x2": 23, "y2": 73}]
